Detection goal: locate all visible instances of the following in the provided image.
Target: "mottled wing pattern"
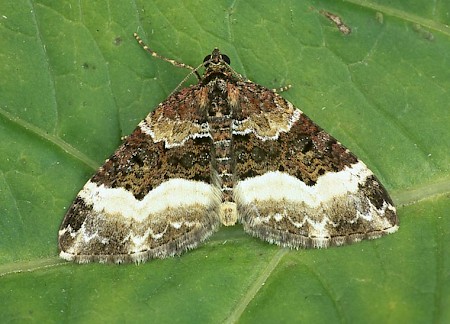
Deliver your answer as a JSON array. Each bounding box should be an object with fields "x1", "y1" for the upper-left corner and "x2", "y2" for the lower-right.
[
  {"x1": 59, "y1": 42, "x2": 398, "y2": 264},
  {"x1": 232, "y1": 82, "x2": 399, "y2": 248},
  {"x1": 58, "y1": 86, "x2": 221, "y2": 263}
]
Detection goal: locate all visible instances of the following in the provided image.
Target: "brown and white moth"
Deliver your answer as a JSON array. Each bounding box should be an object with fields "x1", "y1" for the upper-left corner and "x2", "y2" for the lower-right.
[{"x1": 58, "y1": 34, "x2": 398, "y2": 263}]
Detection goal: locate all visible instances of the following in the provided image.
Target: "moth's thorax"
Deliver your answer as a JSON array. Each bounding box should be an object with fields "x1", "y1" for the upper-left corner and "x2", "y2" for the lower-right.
[{"x1": 205, "y1": 78, "x2": 235, "y2": 114}]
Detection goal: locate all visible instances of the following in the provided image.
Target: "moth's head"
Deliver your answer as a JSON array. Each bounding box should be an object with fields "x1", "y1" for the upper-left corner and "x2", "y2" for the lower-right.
[{"x1": 203, "y1": 48, "x2": 231, "y2": 74}]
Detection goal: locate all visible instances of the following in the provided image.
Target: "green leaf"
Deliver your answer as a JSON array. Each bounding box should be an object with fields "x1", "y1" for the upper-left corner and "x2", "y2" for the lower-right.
[{"x1": 1, "y1": 0, "x2": 449, "y2": 323}]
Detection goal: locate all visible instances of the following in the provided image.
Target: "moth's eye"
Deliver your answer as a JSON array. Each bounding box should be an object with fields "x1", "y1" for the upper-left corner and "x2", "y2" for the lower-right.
[
  {"x1": 203, "y1": 55, "x2": 212, "y2": 63},
  {"x1": 221, "y1": 54, "x2": 231, "y2": 65}
]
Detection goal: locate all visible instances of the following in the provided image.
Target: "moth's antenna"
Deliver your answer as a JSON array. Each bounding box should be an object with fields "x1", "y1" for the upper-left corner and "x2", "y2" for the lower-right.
[
  {"x1": 168, "y1": 62, "x2": 207, "y2": 96},
  {"x1": 133, "y1": 32, "x2": 202, "y2": 80}
]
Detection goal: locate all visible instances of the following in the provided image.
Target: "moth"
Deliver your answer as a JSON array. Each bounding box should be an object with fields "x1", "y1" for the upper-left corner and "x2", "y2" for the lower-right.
[{"x1": 58, "y1": 33, "x2": 398, "y2": 263}]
